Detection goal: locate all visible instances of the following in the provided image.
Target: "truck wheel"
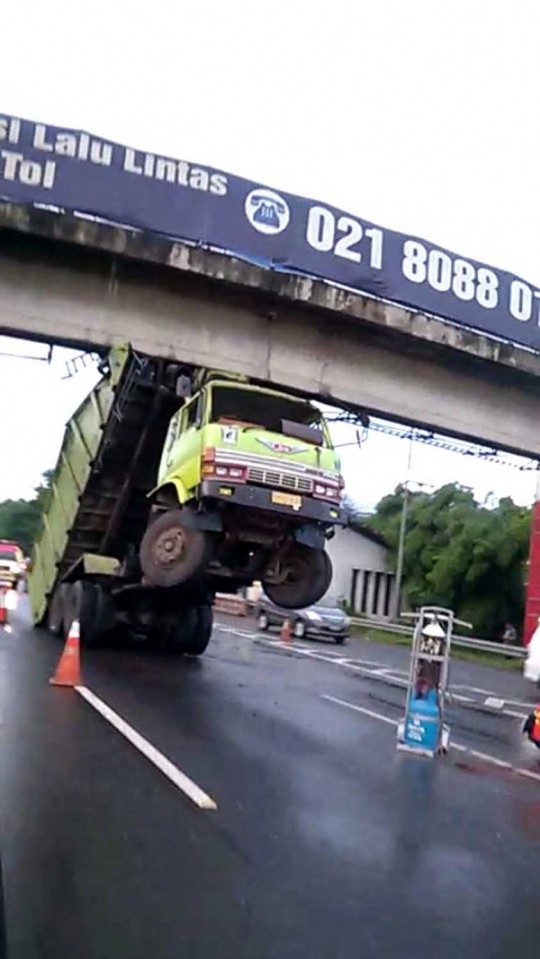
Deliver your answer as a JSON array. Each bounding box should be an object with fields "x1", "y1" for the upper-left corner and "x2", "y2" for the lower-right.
[
  {"x1": 264, "y1": 547, "x2": 332, "y2": 610},
  {"x1": 62, "y1": 581, "x2": 99, "y2": 646},
  {"x1": 185, "y1": 606, "x2": 213, "y2": 656},
  {"x1": 166, "y1": 605, "x2": 213, "y2": 655},
  {"x1": 88, "y1": 585, "x2": 117, "y2": 647},
  {"x1": 48, "y1": 583, "x2": 68, "y2": 637},
  {"x1": 139, "y1": 510, "x2": 211, "y2": 588}
]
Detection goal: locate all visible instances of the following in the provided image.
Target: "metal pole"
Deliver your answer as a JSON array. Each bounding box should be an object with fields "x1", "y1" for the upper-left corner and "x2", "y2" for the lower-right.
[
  {"x1": 391, "y1": 437, "x2": 413, "y2": 622},
  {"x1": 392, "y1": 486, "x2": 409, "y2": 621}
]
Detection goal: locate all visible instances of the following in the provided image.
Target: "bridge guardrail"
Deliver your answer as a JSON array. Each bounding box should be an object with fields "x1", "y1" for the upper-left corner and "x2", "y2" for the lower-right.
[{"x1": 350, "y1": 616, "x2": 527, "y2": 660}]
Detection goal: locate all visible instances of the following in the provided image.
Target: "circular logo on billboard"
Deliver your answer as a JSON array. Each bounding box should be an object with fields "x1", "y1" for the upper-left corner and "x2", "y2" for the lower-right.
[{"x1": 244, "y1": 188, "x2": 290, "y2": 235}]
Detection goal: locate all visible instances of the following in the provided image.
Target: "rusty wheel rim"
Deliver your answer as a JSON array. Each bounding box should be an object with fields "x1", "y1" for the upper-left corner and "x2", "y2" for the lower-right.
[{"x1": 152, "y1": 528, "x2": 185, "y2": 569}]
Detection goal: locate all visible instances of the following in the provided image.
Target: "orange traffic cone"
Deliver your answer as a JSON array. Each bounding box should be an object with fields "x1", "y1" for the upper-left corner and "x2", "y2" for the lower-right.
[
  {"x1": 280, "y1": 618, "x2": 292, "y2": 642},
  {"x1": 50, "y1": 619, "x2": 81, "y2": 687}
]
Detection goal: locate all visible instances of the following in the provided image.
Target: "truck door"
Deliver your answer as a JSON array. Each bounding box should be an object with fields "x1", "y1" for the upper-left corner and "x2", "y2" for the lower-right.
[{"x1": 160, "y1": 394, "x2": 204, "y2": 495}]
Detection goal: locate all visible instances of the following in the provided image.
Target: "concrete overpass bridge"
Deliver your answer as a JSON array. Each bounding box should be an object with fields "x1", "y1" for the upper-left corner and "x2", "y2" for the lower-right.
[{"x1": 1, "y1": 199, "x2": 540, "y2": 458}]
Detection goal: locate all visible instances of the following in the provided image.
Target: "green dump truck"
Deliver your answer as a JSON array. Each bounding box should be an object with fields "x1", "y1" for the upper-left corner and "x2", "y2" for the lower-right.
[{"x1": 29, "y1": 346, "x2": 344, "y2": 653}]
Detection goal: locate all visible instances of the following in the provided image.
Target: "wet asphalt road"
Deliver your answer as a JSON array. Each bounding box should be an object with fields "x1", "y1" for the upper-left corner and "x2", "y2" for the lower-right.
[{"x1": 2, "y1": 602, "x2": 540, "y2": 958}]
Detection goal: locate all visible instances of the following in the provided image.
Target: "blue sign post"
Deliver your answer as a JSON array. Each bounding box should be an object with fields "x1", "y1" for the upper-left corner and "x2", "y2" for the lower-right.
[{"x1": 397, "y1": 607, "x2": 462, "y2": 758}]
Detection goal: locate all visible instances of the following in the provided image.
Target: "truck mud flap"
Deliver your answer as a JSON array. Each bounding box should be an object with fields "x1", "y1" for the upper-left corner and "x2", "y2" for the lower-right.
[
  {"x1": 294, "y1": 524, "x2": 325, "y2": 549},
  {"x1": 164, "y1": 508, "x2": 223, "y2": 533}
]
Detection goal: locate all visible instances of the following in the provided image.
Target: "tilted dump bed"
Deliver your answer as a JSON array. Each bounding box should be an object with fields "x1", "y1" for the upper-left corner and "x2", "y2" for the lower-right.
[{"x1": 29, "y1": 347, "x2": 181, "y2": 623}]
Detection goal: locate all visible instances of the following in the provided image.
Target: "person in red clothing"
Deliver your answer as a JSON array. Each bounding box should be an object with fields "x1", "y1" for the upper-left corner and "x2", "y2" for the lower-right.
[{"x1": 523, "y1": 706, "x2": 540, "y2": 749}]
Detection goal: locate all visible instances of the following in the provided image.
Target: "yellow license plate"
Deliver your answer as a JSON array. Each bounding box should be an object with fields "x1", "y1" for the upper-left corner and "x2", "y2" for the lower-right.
[{"x1": 271, "y1": 491, "x2": 302, "y2": 509}]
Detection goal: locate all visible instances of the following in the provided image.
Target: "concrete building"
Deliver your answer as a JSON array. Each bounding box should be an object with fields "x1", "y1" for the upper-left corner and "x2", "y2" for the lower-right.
[{"x1": 327, "y1": 522, "x2": 394, "y2": 619}]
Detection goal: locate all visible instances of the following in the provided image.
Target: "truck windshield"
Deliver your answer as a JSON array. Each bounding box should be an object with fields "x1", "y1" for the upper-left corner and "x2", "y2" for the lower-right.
[{"x1": 211, "y1": 387, "x2": 327, "y2": 442}]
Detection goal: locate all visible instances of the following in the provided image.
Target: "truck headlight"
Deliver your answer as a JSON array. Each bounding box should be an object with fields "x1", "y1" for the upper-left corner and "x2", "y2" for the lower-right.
[{"x1": 313, "y1": 483, "x2": 340, "y2": 502}]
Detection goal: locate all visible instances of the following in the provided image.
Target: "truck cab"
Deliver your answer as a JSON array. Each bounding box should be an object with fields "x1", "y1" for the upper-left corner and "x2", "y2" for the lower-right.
[{"x1": 142, "y1": 376, "x2": 344, "y2": 608}]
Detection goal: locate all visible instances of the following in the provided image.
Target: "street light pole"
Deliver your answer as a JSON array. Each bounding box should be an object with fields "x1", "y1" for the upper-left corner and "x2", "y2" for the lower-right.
[
  {"x1": 390, "y1": 471, "x2": 434, "y2": 622},
  {"x1": 391, "y1": 484, "x2": 409, "y2": 621},
  {"x1": 390, "y1": 438, "x2": 414, "y2": 622}
]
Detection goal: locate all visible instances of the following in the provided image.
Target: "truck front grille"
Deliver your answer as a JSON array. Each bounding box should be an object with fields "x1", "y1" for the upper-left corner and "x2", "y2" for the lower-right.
[{"x1": 247, "y1": 466, "x2": 313, "y2": 493}]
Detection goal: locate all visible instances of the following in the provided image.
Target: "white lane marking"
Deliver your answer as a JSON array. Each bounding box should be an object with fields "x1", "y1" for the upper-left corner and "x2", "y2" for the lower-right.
[
  {"x1": 454, "y1": 685, "x2": 537, "y2": 711},
  {"x1": 321, "y1": 694, "x2": 533, "y2": 779},
  {"x1": 515, "y1": 767, "x2": 540, "y2": 783},
  {"x1": 449, "y1": 692, "x2": 527, "y2": 720},
  {"x1": 275, "y1": 640, "x2": 528, "y2": 713},
  {"x1": 76, "y1": 686, "x2": 217, "y2": 811},
  {"x1": 505, "y1": 699, "x2": 538, "y2": 709},
  {"x1": 215, "y1": 624, "x2": 257, "y2": 640},
  {"x1": 485, "y1": 697, "x2": 505, "y2": 710},
  {"x1": 256, "y1": 637, "x2": 405, "y2": 677},
  {"x1": 467, "y1": 749, "x2": 512, "y2": 769},
  {"x1": 222, "y1": 626, "x2": 530, "y2": 719},
  {"x1": 344, "y1": 657, "x2": 394, "y2": 669},
  {"x1": 502, "y1": 708, "x2": 528, "y2": 720},
  {"x1": 230, "y1": 627, "x2": 404, "y2": 673},
  {"x1": 321, "y1": 694, "x2": 398, "y2": 727},
  {"x1": 345, "y1": 663, "x2": 408, "y2": 687},
  {"x1": 293, "y1": 648, "x2": 343, "y2": 664}
]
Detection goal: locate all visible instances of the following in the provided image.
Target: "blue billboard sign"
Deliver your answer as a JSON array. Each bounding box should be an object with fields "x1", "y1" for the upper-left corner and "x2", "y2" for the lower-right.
[{"x1": 1, "y1": 113, "x2": 539, "y2": 350}]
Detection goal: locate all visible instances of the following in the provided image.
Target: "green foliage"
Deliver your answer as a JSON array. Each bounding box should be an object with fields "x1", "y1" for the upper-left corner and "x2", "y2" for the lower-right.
[
  {"x1": 0, "y1": 470, "x2": 53, "y2": 555},
  {"x1": 368, "y1": 483, "x2": 530, "y2": 639}
]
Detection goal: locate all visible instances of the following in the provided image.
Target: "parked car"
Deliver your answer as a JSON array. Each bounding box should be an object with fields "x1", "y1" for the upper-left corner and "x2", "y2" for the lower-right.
[{"x1": 256, "y1": 594, "x2": 350, "y2": 644}]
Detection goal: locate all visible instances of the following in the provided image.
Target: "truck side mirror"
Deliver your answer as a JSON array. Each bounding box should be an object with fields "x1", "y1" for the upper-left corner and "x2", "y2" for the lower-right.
[{"x1": 176, "y1": 375, "x2": 192, "y2": 399}]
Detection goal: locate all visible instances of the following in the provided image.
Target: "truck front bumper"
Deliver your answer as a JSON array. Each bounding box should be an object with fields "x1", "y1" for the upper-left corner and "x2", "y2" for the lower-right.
[{"x1": 200, "y1": 479, "x2": 343, "y2": 525}]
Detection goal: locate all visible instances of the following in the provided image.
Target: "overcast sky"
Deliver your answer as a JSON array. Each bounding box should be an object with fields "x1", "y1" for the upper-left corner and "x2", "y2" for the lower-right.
[{"x1": 1, "y1": 1, "x2": 539, "y2": 508}]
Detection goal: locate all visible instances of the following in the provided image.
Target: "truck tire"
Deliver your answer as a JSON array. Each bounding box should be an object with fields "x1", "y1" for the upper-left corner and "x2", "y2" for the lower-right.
[
  {"x1": 184, "y1": 606, "x2": 213, "y2": 656},
  {"x1": 139, "y1": 510, "x2": 211, "y2": 588},
  {"x1": 62, "y1": 580, "x2": 99, "y2": 646},
  {"x1": 263, "y1": 546, "x2": 332, "y2": 610},
  {"x1": 87, "y1": 584, "x2": 117, "y2": 647},
  {"x1": 48, "y1": 583, "x2": 68, "y2": 637},
  {"x1": 167, "y1": 606, "x2": 213, "y2": 655}
]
